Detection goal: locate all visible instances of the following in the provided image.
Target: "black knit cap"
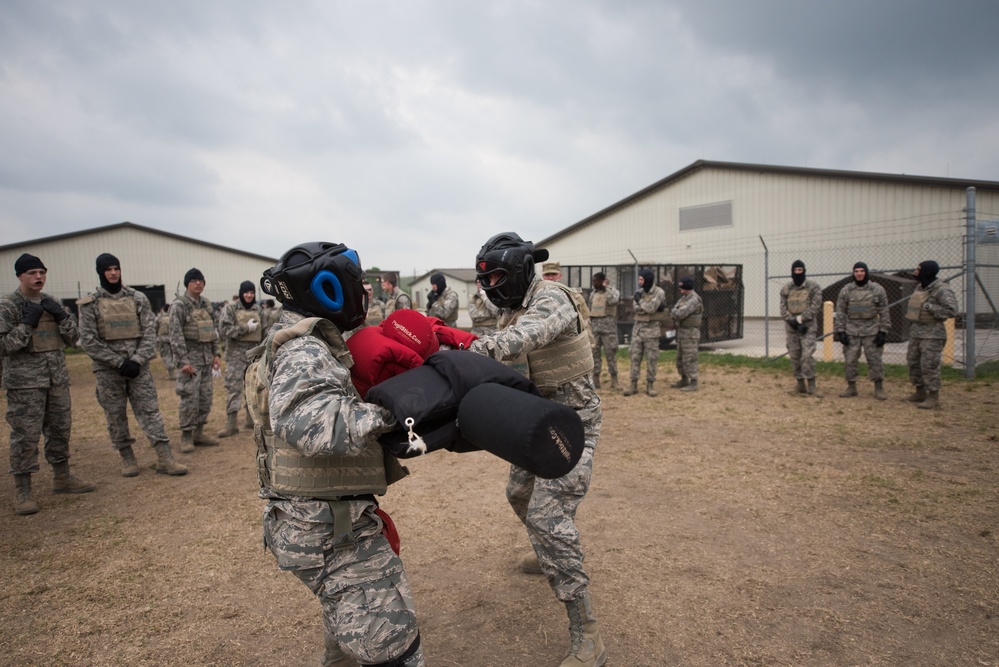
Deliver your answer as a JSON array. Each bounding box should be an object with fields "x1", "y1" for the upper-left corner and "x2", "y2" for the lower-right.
[
  {"x1": 96, "y1": 253, "x2": 120, "y2": 275},
  {"x1": 917, "y1": 260, "x2": 939, "y2": 288},
  {"x1": 679, "y1": 275, "x2": 694, "y2": 290},
  {"x1": 791, "y1": 259, "x2": 806, "y2": 286},
  {"x1": 239, "y1": 280, "x2": 256, "y2": 308},
  {"x1": 853, "y1": 261, "x2": 869, "y2": 286},
  {"x1": 14, "y1": 253, "x2": 46, "y2": 276},
  {"x1": 184, "y1": 268, "x2": 206, "y2": 286}
]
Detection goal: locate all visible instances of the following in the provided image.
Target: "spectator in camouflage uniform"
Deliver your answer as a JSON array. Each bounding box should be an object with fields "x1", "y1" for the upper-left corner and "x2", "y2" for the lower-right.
[
  {"x1": 216, "y1": 281, "x2": 262, "y2": 438},
  {"x1": 78, "y1": 254, "x2": 187, "y2": 478},
  {"x1": 251, "y1": 242, "x2": 425, "y2": 667},
  {"x1": 468, "y1": 280, "x2": 500, "y2": 336},
  {"x1": 156, "y1": 305, "x2": 175, "y2": 379},
  {"x1": 261, "y1": 299, "x2": 283, "y2": 337},
  {"x1": 780, "y1": 260, "x2": 822, "y2": 396},
  {"x1": 169, "y1": 268, "x2": 221, "y2": 452},
  {"x1": 1, "y1": 254, "x2": 95, "y2": 515},
  {"x1": 472, "y1": 232, "x2": 606, "y2": 667},
  {"x1": 363, "y1": 281, "x2": 385, "y2": 327},
  {"x1": 835, "y1": 262, "x2": 891, "y2": 401},
  {"x1": 425, "y1": 272, "x2": 458, "y2": 326},
  {"x1": 905, "y1": 260, "x2": 957, "y2": 410},
  {"x1": 669, "y1": 275, "x2": 703, "y2": 392},
  {"x1": 380, "y1": 272, "x2": 412, "y2": 317},
  {"x1": 587, "y1": 272, "x2": 620, "y2": 391},
  {"x1": 624, "y1": 269, "x2": 666, "y2": 397}
]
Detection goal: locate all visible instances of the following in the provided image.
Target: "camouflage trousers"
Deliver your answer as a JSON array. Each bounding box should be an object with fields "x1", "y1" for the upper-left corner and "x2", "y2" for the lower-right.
[
  {"x1": 175, "y1": 364, "x2": 214, "y2": 431},
  {"x1": 223, "y1": 342, "x2": 254, "y2": 415},
  {"x1": 628, "y1": 336, "x2": 659, "y2": 383},
  {"x1": 591, "y1": 319, "x2": 618, "y2": 378},
  {"x1": 844, "y1": 335, "x2": 884, "y2": 383},
  {"x1": 263, "y1": 499, "x2": 424, "y2": 666},
  {"x1": 785, "y1": 328, "x2": 817, "y2": 380},
  {"x1": 470, "y1": 325, "x2": 497, "y2": 337},
  {"x1": 675, "y1": 327, "x2": 700, "y2": 381},
  {"x1": 507, "y1": 443, "x2": 596, "y2": 602},
  {"x1": 6, "y1": 385, "x2": 72, "y2": 475},
  {"x1": 157, "y1": 340, "x2": 174, "y2": 374},
  {"x1": 907, "y1": 337, "x2": 946, "y2": 392},
  {"x1": 95, "y1": 368, "x2": 169, "y2": 450}
]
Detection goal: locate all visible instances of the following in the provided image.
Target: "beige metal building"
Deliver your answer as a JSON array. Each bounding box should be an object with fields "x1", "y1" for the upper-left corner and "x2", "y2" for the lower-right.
[
  {"x1": 538, "y1": 160, "x2": 999, "y2": 317},
  {"x1": 0, "y1": 222, "x2": 278, "y2": 312}
]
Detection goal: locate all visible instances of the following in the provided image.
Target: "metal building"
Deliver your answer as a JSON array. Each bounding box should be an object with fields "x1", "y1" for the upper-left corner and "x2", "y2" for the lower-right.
[
  {"x1": 538, "y1": 160, "x2": 999, "y2": 318},
  {"x1": 0, "y1": 222, "x2": 278, "y2": 312}
]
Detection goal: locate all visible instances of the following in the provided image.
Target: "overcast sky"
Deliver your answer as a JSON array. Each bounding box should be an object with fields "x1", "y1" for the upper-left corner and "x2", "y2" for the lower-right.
[{"x1": 2, "y1": 0, "x2": 997, "y2": 276}]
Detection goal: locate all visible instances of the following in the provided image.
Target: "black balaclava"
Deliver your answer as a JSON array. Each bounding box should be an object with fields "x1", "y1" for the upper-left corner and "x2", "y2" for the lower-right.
[
  {"x1": 184, "y1": 268, "x2": 205, "y2": 287},
  {"x1": 679, "y1": 275, "x2": 694, "y2": 291},
  {"x1": 96, "y1": 253, "x2": 123, "y2": 294},
  {"x1": 639, "y1": 269, "x2": 655, "y2": 293},
  {"x1": 239, "y1": 280, "x2": 256, "y2": 309},
  {"x1": 917, "y1": 260, "x2": 939, "y2": 288},
  {"x1": 430, "y1": 272, "x2": 446, "y2": 294},
  {"x1": 791, "y1": 260, "x2": 806, "y2": 287},
  {"x1": 14, "y1": 253, "x2": 46, "y2": 276},
  {"x1": 592, "y1": 272, "x2": 606, "y2": 291},
  {"x1": 853, "y1": 261, "x2": 869, "y2": 287}
]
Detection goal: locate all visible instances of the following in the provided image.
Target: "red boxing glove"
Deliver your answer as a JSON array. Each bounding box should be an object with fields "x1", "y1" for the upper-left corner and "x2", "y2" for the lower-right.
[{"x1": 345, "y1": 327, "x2": 424, "y2": 398}]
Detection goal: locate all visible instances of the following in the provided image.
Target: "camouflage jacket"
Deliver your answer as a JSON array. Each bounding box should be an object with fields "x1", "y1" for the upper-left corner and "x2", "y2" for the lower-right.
[
  {"x1": 78, "y1": 285, "x2": 158, "y2": 372},
  {"x1": 908, "y1": 279, "x2": 958, "y2": 340},
  {"x1": 0, "y1": 289, "x2": 79, "y2": 389},
  {"x1": 780, "y1": 279, "x2": 822, "y2": 329},
  {"x1": 217, "y1": 300, "x2": 263, "y2": 344},
  {"x1": 384, "y1": 287, "x2": 412, "y2": 316},
  {"x1": 426, "y1": 286, "x2": 459, "y2": 325},
  {"x1": 168, "y1": 292, "x2": 220, "y2": 367},
  {"x1": 468, "y1": 291, "x2": 500, "y2": 325},
  {"x1": 835, "y1": 281, "x2": 891, "y2": 337},
  {"x1": 587, "y1": 285, "x2": 620, "y2": 319},
  {"x1": 670, "y1": 291, "x2": 703, "y2": 328}
]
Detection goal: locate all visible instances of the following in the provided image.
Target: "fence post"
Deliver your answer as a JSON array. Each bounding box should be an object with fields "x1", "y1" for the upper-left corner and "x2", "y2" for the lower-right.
[
  {"x1": 944, "y1": 318, "x2": 955, "y2": 366},
  {"x1": 965, "y1": 187, "x2": 976, "y2": 378},
  {"x1": 823, "y1": 300, "x2": 834, "y2": 361}
]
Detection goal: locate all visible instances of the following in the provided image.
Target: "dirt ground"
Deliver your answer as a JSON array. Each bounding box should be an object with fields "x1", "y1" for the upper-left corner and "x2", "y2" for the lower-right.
[{"x1": 0, "y1": 352, "x2": 996, "y2": 667}]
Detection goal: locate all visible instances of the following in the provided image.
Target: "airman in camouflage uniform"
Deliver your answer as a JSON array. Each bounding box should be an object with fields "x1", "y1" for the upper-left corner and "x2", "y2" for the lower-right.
[
  {"x1": 425, "y1": 272, "x2": 459, "y2": 326},
  {"x1": 78, "y1": 254, "x2": 188, "y2": 478},
  {"x1": 669, "y1": 275, "x2": 703, "y2": 392},
  {"x1": 216, "y1": 281, "x2": 263, "y2": 438},
  {"x1": 1, "y1": 253, "x2": 95, "y2": 515},
  {"x1": 834, "y1": 262, "x2": 891, "y2": 401},
  {"x1": 472, "y1": 233, "x2": 606, "y2": 667},
  {"x1": 251, "y1": 242, "x2": 424, "y2": 667},
  {"x1": 169, "y1": 268, "x2": 221, "y2": 452},
  {"x1": 468, "y1": 281, "x2": 500, "y2": 336},
  {"x1": 904, "y1": 260, "x2": 958, "y2": 410},
  {"x1": 624, "y1": 269, "x2": 666, "y2": 397},
  {"x1": 380, "y1": 272, "x2": 412, "y2": 316},
  {"x1": 586, "y1": 272, "x2": 620, "y2": 390},
  {"x1": 156, "y1": 306, "x2": 176, "y2": 379},
  {"x1": 780, "y1": 260, "x2": 822, "y2": 396},
  {"x1": 363, "y1": 282, "x2": 385, "y2": 327}
]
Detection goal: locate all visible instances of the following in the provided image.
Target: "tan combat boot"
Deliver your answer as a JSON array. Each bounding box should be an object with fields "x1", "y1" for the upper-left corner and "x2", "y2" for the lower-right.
[
  {"x1": 593, "y1": 375, "x2": 601, "y2": 390},
  {"x1": 646, "y1": 381, "x2": 658, "y2": 397},
  {"x1": 119, "y1": 446, "x2": 140, "y2": 477},
  {"x1": 807, "y1": 378, "x2": 817, "y2": 396},
  {"x1": 670, "y1": 376, "x2": 689, "y2": 389},
  {"x1": 217, "y1": 412, "x2": 238, "y2": 438},
  {"x1": 917, "y1": 390, "x2": 939, "y2": 410},
  {"x1": 794, "y1": 378, "x2": 807, "y2": 394},
  {"x1": 907, "y1": 386, "x2": 927, "y2": 403},
  {"x1": 52, "y1": 463, "x2": 96, "y2": 494},
  {"x1": 622, "y1": 380, "x2": 639, "y2": 397},
  {"x1": 609, "y1": 374, "x2": 619, "y2": 390},
  {"x1": 839, "y1": 382, "x2": 858, "y2": 398},
  {"x1": 874, "y1": 380, "x2": 887, "y2": 401},
  {"x1": 680, "y1": 379, "x2": 698, "y2": 393},
  {"x1": 193, "y1": 425, "x2": 219, "y2": 447},
  {"x1": 518, "y1": 551, "x2": 543, "y2": 575},
  {"x1": 154, "y1": 443, "x2": 188, "y2": 476},
  {"x1": 561, "y1": 595, "x2": 606, "y2": 667},
  {"x1": 13, "y1": 474, "x2": 39, "y2": 516},
  {"x1": 180, "y1": 431, "x2": 195, "y2": 453}
]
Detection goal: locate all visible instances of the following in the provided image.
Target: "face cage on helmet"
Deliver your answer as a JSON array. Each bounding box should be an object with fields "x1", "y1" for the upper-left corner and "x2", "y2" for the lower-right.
[{"x1": 476, "y1": 257, "x2": 525, "y2": 308}]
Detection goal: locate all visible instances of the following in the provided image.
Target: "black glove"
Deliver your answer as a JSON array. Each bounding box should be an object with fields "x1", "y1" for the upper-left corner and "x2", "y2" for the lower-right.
[
  {"x1": 786, "y1": 319, "x2": 798, "y2": 329},
  {"x1": 634, "y1": 291, "x2": 643, "y2": 304},
  {"x1": 874, "y1": 331, "x2": 887, "y2": 348},
  {"x1": 41, "y1": 297, "x2": 69, "y2": 323},
  {"x1": 118, "y1": 359, "x2": 142, "y2": 378},
  {"x1": 426, "y1": 292, "x2": 438, "y2": 308},
  {"x1": 832, "y1": 331, "x2": 840, "y2": 343},
  {"x1": 839, "y1": 332, "x2": 851, "y2": 347},
  {"x1": 20, "y1": 301, "x2": 44, "y2": 328},
  {"x1": 797, "y1": 323, "x2": 808, "y2": 335}
]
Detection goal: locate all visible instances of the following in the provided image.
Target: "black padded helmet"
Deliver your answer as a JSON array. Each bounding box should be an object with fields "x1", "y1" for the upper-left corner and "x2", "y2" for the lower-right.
[
  {"x1": 260, "y1": 242, "x2": 367, "y2": 332},
  {"x1": 475, "y1": 232, "x2": 549, "y2": 309}
]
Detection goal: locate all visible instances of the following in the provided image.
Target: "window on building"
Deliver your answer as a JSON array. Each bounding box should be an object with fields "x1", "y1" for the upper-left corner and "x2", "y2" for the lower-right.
[{"x1": 679, "y1": 201, "x2": 732, "y2": 232}]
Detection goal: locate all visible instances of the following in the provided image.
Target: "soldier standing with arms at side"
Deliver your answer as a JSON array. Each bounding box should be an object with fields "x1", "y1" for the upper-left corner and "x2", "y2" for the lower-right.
[
  {"x1": 169, "y1": 268, "x2": 221, "y2": 452},
  {"x1": 670, "y1": 275, "x2": 703, "y2": 392},
  {"x1": 78, "y1": 254, "x2": 187, "y2": 477},
  {"x1": 468, "y1": 279, "x2": 500, "y2": 336},
  {"x1": 780, "y1": 260, "x2": 822, "y2": 396},
  {"x1": 363, "y1": 281, "x2": 385, "y2": 327},
  {"x1": 425, "y1": 272, "x2": 458, "y2": 326},
  {"x1": 835, "y1": 262, "x2": 891, "y2": 400},
  {"x1": 587, "y1": 272, "x2": 620, "y2": 390},
  {"x1": 156, "y1": 305, "x2": 176, "y2": 379},
  {"x1": 1, "y1": 254, "x2": 95, "y2": 515},
  {"x1": 216, "y1": 281, "x2": 262, "y2": 438},
  {"x1": 380, "y1": 272, "x2": 412, "y2": 317},
  {"x1": 471, "y1": 233, "x2": 606, "y2": 667},
  {"x1": 250, "y1": 242, "x2": 425, "y2": 667},
  {"x1": 624, "y1": 269, "x2": 666, "y2": 397},
  {"x1": 904, "y1": 260, "x2": 957, "y2": 410}
]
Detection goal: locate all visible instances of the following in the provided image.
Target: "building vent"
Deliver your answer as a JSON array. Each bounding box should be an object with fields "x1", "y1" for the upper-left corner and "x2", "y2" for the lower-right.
[{"x1": 679, "y1": 201, "x2": 732, "y2": 232}]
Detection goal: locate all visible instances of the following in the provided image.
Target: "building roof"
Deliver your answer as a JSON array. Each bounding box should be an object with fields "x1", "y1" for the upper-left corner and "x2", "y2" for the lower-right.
[
  {"x1": 539, "y1": 159, "x2": 999, "y2": 246},
  {"x1": 0, "y1": 221, "x2": 278, "y2": 262},
  {"x1": 408, "y1": 268, "x2": 479, "y2": 285}
]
